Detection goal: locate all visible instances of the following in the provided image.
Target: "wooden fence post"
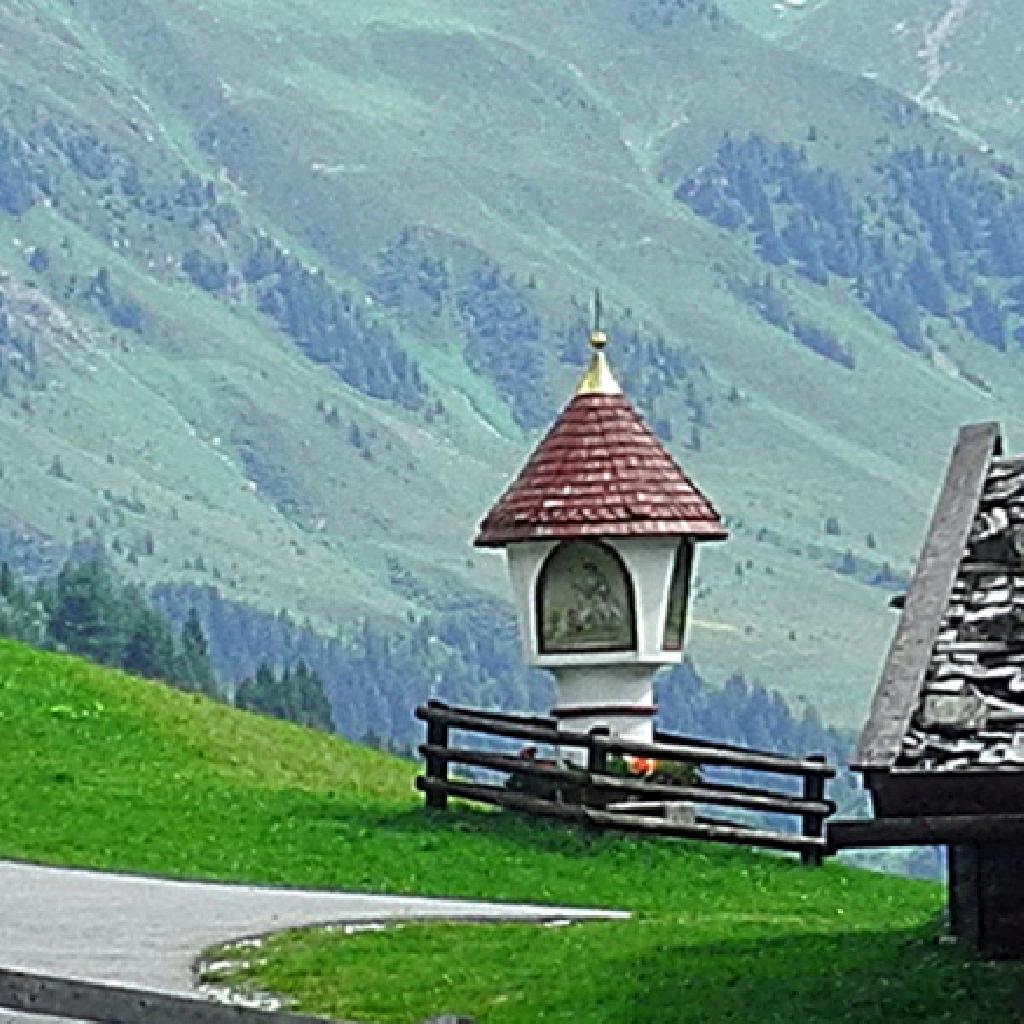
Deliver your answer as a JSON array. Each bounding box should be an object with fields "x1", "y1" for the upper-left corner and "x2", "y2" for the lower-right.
[
  {"x1": 585, "y1": 727, "x2": 610, "y2": 811},
  {"x1": 425, "y1": 699, "x2": 450, "y2": 811},
  {"x1": 800, "y1": 754, "x2": 828, "y2": 867}
]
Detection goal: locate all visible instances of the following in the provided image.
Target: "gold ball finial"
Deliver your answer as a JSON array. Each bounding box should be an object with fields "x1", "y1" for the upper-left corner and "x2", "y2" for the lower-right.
[{"x1": 576, "y1": 286, "x2": 620, "y2": 394}]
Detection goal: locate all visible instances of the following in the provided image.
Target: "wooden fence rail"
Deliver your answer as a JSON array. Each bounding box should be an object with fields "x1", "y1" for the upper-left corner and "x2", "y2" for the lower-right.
[
  {"x1": 417, "y1": 745, "x2": 833, "y2": 817},
  {"x1": 415, "y1": 700, "x2": 837, "y2": 864},
  {"x1": 593, "y1": 734, "x2": 835, "y2": 778},
  {"x1": 828, "y1": 812, "x2": 1024, "y2": 851}
]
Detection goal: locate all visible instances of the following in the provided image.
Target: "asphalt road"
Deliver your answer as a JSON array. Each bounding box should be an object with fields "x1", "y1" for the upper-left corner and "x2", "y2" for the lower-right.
[{"x1": 0, "y1": 859, "x2": 626, "y2": 1022}]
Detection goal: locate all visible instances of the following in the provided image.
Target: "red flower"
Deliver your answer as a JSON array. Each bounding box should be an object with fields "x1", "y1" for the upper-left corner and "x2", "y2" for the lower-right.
[{"x1": 625, "y1": 755, "x2": 658, "y2": 777}]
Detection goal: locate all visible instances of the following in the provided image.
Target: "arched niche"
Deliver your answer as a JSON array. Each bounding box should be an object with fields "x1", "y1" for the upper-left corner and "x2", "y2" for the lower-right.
[
  {"x1": 536, "y1": 540, "x2": 637, "y2": 654},
  {"x1": 662, "y1": 541, "x2": 694, "y2": 652}
]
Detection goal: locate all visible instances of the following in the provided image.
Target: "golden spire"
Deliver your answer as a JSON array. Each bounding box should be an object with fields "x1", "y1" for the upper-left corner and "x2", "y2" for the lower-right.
[{"x1": 576, "y1": 288, "x2": 621, "y2": 395}]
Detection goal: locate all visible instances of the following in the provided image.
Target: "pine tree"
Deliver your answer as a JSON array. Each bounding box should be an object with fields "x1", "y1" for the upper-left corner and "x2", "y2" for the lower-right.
[
  {"x1": 234, "y1": 658, "x2": 332, "y2": 732},
  {"x1": 0, "y1": 562, "x2": 14, "y2": 599},
  {"x1": 48, "y1": 560, "x2": 122, "y2": 664},
  {"x1": 904, "y1": 249, "x2": 948, "y2": 317},
  {"x1": 120, "y1": 604, "x2": 176, "y2": 681},
  {"x1": 236, "y1": 661, "x2": 281, "y2": 718},
  {"x1": 177, "y1": 608, "x2": 217, "y2": 695},
  {"x1": 870, "y1": 279, "x2": 924, "y2": 351},
  {"x1": 292, "y1": 659, "x2": 333, "y2": 731}
]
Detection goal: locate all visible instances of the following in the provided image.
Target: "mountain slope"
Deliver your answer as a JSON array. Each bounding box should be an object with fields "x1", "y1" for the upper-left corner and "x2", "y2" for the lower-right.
[
  {"x1": 3, "y1": 1, "x2": 1024, "y2": 726},
  {"x1": 721, "y1": 0, "x2": 1024, "y2": 152}
]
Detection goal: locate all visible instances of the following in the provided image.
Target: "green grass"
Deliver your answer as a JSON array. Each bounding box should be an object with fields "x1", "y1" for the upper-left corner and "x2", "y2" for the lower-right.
[
  {"x1": 3, "y1": 637, "x2": 1023, "y2": 1023},
  {"x1": 207, "y1": 916, "x2": 1024, "y2": 1024}
]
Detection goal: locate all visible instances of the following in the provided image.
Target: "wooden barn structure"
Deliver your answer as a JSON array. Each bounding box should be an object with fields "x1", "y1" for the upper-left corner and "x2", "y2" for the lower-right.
[{"x1": 832, "y1": 422, "x2": 1024, "y2": 957}]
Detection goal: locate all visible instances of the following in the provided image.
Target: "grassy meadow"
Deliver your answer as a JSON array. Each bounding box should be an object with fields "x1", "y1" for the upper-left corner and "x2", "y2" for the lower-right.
[{"x1": 3, "y1": 637, "x2": 1023, "y2": 1022}]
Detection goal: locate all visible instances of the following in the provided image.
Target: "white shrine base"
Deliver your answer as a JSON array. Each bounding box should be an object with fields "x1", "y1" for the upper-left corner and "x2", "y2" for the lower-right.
[{"x1": 550, "y1": 664, "x2": 656, "y2": 766}]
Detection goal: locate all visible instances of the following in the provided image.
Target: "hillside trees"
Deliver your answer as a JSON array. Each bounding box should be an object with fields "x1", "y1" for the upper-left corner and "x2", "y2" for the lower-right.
[
  {"x1": 1, "y1": 554, "x2": 329, "y2": 727},
  {"x1": 0, "y1": 293, "x2": 48, "y2": 392},
  {"x1": 235, "y1": 660, "x2": 333, "y2": 731},
  {"x1": 0, "y1": 558, "x2": 216, "y2": 694},
  {"x1": 458, "y1": 264, "x2": 551, "y2": 429},
  {"x1": 731, "y1": 275, "x2": 854, "y2": 368},
  {"x1": 120, "y1": 598, "x2": 177, "y2": 682},
  {"x1": 628, "y1": 0, "x2": 724, "y2": 31},
  {"x1": 0, "y1": 563, "x2": 47, "y2": 645},
  {"x1": 254, "y1": 257, "x2": 426, "y2": 409},
  {"x1": 1, "y1": 557, "x2": 859, "y2": 810},
  {"x1": 0, "y1": 126, "x2": 36, "y2": 215},
  {"x1": 0, "y1": 107, "x2": 428, "y2": 414},
  {"x1": 371, "y1": 230, "x2": 556, "y2": 429},
  {"x1": 50, "y1": 560, "x2": 123, "y2": 664},
  {"x1": 677, "y1": 133, "x2": 1024, "y2": 358},
  {"x1": 83, "y1": 267, "x2": 146, "y2": 333},
  {"x1": 371, "y1": 228, "x2": 720, "y2": 438}
]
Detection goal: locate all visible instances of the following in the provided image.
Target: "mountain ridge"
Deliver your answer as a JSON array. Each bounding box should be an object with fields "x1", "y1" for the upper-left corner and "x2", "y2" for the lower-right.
[{"x1": 3, "y1": 0, "x2": 1024, "y2": 727}]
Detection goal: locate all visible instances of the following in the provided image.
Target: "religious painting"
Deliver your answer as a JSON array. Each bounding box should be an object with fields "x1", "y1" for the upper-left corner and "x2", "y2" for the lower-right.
[
  {"x1": 538, "y1": 540, "x2": 635, "y2": 654},
  {"x1": 662, "y1": 541, "x2": 693, "y2": 651}
]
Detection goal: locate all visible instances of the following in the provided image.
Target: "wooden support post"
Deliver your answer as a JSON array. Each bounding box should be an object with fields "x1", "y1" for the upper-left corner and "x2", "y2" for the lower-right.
[
  {"x1": 948, "y1": 842, "x2": 1024, "y2": 958},
  {"x1": 424, "y1": 699, "x2": 449, "y2": 811},
  {"x1": 800, "y1": 755, "x2": 828, "y2": 867},
  {"x1": 948, "y1": 844, "x2": 973, "y2": 946}
]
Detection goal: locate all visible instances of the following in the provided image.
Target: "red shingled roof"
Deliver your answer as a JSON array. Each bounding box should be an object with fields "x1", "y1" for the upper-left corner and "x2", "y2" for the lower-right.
[{"x1": 475, "y1": 392, "x2": 726, "y2": 547}]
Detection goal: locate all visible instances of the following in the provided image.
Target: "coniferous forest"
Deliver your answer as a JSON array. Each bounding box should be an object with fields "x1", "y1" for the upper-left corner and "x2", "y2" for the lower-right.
[{"x1": 678, "y1": 133, "x2": 1024, "y2": 367}]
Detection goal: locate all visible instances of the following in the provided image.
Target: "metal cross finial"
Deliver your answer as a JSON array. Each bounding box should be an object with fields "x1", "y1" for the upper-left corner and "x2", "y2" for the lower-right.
[
  {"x1": 589, "y1": 288, "x2": 607, "y2": 351},
  {"x1": 577, "y1": 285, "x2": 618, "y2": 393}
]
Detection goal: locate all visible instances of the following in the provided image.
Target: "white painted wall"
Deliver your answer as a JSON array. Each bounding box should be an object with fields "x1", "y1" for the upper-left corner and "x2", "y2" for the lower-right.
[
  {"x1": 551, "y1": 664, "x2": 654, "y2": 705},
  {"x1": 557, "y1": 713, "x2": 654, "y2": 767},
  {"x1": 551, "y1": 663, "x2": 656, "y2": 763}
]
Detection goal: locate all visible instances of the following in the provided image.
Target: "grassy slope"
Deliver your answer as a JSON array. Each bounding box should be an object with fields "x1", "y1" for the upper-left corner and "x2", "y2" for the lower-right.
[
  {"x1": 4, "y1": 1, "x2": 1024, "y2": 725},
  {"x1": 2, "y1": 638, "x2": 1023, "y2": 1022}
]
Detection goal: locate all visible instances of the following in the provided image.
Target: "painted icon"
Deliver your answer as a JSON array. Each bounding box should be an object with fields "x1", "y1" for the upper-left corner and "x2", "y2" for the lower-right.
[{"x1": 538, "y1": 541, "x2": 635, "y2": 653}]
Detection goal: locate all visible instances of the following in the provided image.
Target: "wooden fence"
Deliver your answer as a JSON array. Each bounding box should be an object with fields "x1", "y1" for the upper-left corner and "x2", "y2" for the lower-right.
[{"x1": 416, "y1": 700, "x2": 836, "y2": 865}]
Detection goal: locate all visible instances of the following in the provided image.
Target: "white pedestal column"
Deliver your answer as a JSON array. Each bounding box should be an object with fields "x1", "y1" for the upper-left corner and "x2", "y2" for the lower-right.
[{"x1": 550, "y1": 664, "x2": 656, "y2": 765}]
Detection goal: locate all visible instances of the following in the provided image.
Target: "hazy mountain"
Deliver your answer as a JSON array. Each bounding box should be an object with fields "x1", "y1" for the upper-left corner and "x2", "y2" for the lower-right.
[{"x1": 3, "y1": 0, "x2": 1024, "y2": 728}]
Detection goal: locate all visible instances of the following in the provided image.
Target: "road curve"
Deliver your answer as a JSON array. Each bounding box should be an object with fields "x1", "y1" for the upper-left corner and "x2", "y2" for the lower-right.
[{"x1": 0, "y1": 860, "x2": 627, "y2": 1021}]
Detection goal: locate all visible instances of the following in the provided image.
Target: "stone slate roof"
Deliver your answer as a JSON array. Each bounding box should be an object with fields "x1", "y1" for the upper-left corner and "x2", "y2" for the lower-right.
[
  {"x1": 474, "y1": 392, "x2": 726, "y2": 547},
  {"x1": 898, "y1": 450, "x2": 1024, "y2": 772}
]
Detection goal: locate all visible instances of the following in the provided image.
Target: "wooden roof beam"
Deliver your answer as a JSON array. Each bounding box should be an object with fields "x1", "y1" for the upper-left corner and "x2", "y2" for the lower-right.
[{"x1": 852, "y1": 422, "x2": 1002, "y2": 771}]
